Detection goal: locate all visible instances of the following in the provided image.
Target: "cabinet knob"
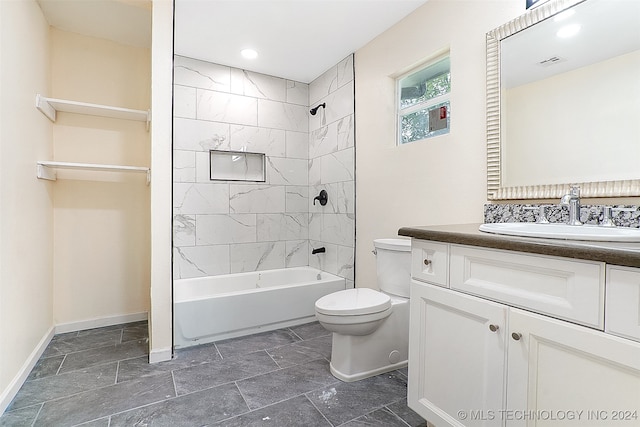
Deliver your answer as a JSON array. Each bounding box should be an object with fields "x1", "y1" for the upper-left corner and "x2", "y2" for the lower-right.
[
  {"x1": 511, "y1": 332, "x2": 522, "y2": 341},
  {"x1": 489, "y1": 324, "x2": 499, "y2": 332},
  {"x1": 423, "y1": 259, "x2": 431, "y2": 266}
]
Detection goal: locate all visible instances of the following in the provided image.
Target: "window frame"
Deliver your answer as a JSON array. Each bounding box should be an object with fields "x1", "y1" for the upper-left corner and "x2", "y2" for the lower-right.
[{"x1": 396, "y1": 53, "x2": 451, "y2": 145}]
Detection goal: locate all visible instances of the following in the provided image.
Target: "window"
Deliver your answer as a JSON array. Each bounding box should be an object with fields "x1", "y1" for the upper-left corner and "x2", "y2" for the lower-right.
[{"x1": 397, "y1": 55, "x2": 451, "y2": 144}]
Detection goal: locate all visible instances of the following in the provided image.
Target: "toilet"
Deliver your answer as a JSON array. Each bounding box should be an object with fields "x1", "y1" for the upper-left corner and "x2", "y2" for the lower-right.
[{"x1": 314, "y1": 238, "x2": 411, "y2": 382}]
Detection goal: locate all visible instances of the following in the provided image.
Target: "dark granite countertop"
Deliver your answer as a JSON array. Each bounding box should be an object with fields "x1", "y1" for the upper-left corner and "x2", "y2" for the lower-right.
[{"x1": 398, "y1": 223, "x2": 640, "y2": 268}]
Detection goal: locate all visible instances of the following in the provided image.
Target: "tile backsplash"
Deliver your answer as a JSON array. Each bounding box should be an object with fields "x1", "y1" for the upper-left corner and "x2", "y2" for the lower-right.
[{"x1": 484, "y1": 204, "x2": 640, "y2": 228}]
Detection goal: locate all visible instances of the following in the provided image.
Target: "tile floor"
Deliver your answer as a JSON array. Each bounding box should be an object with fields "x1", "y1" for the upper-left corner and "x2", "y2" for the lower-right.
[{"x1": 0, "y1": 321, "x2": 427, "y2": 427}]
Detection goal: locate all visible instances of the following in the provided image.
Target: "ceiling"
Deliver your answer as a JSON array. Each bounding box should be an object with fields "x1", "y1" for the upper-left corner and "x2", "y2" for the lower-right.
[
  {"x1": 37, "y1": 0, "x2": 427, "y2": 84},
  {"x1": 37, "y1": 0, "x2": 152, "y2": 48}
]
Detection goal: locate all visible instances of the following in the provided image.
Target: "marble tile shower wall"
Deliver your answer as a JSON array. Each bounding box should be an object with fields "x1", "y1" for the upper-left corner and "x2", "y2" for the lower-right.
[
  {"x1": 172, "y1": 55, "x2": 355, "y2": 284},
  {"x1": 308, "y1": 56, "x2": 355, "y2": 286}
]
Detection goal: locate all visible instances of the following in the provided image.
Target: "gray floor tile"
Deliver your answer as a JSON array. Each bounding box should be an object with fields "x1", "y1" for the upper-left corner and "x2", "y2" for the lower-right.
[
  {"x1": 27, "y1": 355, "x2": 65, "y2": 381},
  {"x1": 74, "y1": 418, "x2": 110, "y2": 426},
  {"x1": 0, "y1": 320, "x2": 422, "y2": 427},
  {"x1": 0, "y1": 405, "x2": 41, "y2": 427},
  {"x1": 387, "y1": 398, "x2": 428, "y2": 427},
  {"x1": 215, "y1": 329, "x2": 301, "y2": 358},
  {"x1": 289, "y1": 321, "x2": 330, "y2": 340},
  {"x1": 43, "y1": 330, "x2": 123, "y2": 358},
  {"x1": 216, "y1": 395, "x2": 331, "y2": 427},
  {"x1": 9, "y1": 363, "x2": 117, "y2": 411},
  {"x1": 340, "y1": 407, "x2": 410, "y2": 426},
  {"x1": 58, "y1": 339, "x2": 148, "y2": 373},
  {"x1": 397, "y1": 366, "x2": 409, "y2": 378},
  {"x1": 121, "y1": 323, "x2": 148, "y2": 343},
  {"x1": 172, "y1": 350, "x2": 278, "y2": 396},
  {"x1": 110, "y1": 382, "x2": 248, "y2": 427},
  {"x1": 293, "y1": 334, "x2": 332, "y2": 359},
  {"x1": 236, "y1": 359, "x2": 338, "y2": 410},
  {"x1": 307, "y1": 371, "x2": 409, "y2": 426},
  {"x1": 117, "y1": 342, "x2": 221, "y2": 383},
  {"x1": 267, "y1": 341, "x2": 327, "y2": 368},
  {"x1": 76, "y1": 321, "x2": 144, "y2": 337},
  {"x1": 33, "y1": 372, "x2": 175, "y2": 426}
]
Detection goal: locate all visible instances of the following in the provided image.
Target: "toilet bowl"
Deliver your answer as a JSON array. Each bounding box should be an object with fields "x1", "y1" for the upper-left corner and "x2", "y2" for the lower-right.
[{"x1": 314, "y1": 238, "x2": 411, "y2": 382}]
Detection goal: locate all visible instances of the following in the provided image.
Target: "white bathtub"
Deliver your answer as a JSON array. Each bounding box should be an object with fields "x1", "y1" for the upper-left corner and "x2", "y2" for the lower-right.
[{"x1": 174, "y1": 267, "x2": 346, "y2": 348}]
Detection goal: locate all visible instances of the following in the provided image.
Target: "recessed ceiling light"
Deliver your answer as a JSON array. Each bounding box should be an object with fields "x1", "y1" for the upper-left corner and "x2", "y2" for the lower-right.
[
  {"x1": 241, "y1": 49, "x2": 258, "y2": 59},
  {"x1": 557, "y1": 24, "x2": 581, "y2": 38}
]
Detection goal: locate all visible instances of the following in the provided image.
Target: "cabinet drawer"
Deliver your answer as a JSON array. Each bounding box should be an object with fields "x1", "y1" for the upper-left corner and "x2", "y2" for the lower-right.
[
  {"x1": 411, "y1": 240, "x2": 448, "y2": 287},
  {"x1": 606, "y1": 266, "x2": 640, "y2": 342},
  {"x1": 450, "y1": 245, "x2": 604, "y2": 328}
]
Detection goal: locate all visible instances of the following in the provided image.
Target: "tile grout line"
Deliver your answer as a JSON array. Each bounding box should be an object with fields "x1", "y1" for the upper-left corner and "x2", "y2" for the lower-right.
[
  {"x1": 170, "y1": 370, "x2": 178, "y2": 398},
  {"x1": 213, "y1": 342, "x2": 223, "y2": 360},
  {"x1": 114, "y1": 361, "x2": 120, "y2": 385},
  {"x1": 55, "y1": 354, "x2": 67, "y2": 376},
  {"x1": 384, "y1": 400, "x2": 415, "y2": 427},
  {"x1": 303, "y1": 389, "x2": 339, "y2": 427},
  {"x1": 28, "y1": 402, "x2": 44, "y2": 427}
]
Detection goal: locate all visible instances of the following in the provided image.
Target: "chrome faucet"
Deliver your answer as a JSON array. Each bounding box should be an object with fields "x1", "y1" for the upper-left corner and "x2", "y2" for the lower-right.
[{"x1": 560, "y1": 185, "x2": 582, "y2": 226}]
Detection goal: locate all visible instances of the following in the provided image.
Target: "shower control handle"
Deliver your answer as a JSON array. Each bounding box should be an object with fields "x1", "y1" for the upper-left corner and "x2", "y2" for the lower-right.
[{"x1": 313, "y1": 190, "x2": 328, "y2": 206}]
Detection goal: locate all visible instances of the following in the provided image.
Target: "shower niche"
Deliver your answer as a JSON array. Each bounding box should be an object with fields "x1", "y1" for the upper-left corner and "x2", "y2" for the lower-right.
[{"x1": 210, "y1": 150, "x2": 266, "y2": 182}]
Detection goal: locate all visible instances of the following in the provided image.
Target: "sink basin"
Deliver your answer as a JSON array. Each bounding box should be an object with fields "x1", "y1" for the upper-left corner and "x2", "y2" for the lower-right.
[{"x1": 479, "y1": 223, "x2": 640, "y2": 242}]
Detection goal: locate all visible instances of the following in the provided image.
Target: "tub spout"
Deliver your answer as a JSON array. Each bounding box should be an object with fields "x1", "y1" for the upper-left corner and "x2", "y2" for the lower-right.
[{"x1": 312, "y1": 247, "x2": 326, "y2": 254}]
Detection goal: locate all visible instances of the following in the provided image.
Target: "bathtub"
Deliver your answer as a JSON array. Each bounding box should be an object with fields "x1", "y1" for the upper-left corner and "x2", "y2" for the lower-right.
[{"x1": 174, "y1": 267, "x2": 346, "y2": 348}]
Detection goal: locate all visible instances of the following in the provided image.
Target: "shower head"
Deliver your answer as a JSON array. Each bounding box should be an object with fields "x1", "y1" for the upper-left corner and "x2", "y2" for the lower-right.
[{"x1": 309, "y1": 103, "x2": 326, "y2": 116}]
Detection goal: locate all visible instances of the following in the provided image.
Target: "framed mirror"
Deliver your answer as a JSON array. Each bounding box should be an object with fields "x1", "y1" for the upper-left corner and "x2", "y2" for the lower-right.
[{"x1": 486, "y1": 0, "x2": 640, "y2": 200}]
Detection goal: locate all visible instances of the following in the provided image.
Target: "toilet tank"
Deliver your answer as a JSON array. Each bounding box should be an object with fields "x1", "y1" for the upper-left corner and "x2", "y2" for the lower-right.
[{"x1": 374, "y1": 238, "x2": 411, "y2": 298}]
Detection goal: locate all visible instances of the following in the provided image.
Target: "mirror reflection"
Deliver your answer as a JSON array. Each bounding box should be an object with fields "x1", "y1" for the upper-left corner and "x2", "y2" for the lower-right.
[{"x1": 489, "y1": 0, "x2": 640, "y2": 198}]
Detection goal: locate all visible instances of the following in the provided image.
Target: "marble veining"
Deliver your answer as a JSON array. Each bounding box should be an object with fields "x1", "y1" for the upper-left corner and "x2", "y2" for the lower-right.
[
  {"x1": 242, "y1": 70, "x2": 286, "y2": 102},
  {"x1": 173, "y1": 54, "x2": 355, "y2": 280}
]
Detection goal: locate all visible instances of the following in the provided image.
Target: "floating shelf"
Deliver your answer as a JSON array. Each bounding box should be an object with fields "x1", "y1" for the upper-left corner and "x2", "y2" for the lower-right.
[
  {"x1": 36, "y1": 94, "x2": 151, "y2": 130},
  {"x1": 37, "y1": 161, "x2": 150, "y2": 185}
]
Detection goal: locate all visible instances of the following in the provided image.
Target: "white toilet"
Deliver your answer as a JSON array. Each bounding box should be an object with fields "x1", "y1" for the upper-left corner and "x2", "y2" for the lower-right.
[{"x1": 314, "y1": 238, "x2": 411, "y2": 382}]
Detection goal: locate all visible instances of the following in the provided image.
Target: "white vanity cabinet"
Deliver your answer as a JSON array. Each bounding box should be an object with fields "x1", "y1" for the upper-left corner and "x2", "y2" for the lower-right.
[
  {"x1": 409, "y1": 283, "x2": 507, "y2": 427},
  {"x1": 408, "y1": 239, "x2": 640, "y2": 427},
  {"x1": 605, "y1": 266, "x2": 640, "y2": 342}
]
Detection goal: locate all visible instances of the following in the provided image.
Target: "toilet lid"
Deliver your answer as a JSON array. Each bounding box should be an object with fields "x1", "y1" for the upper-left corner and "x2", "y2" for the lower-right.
[{"x1": 315, "y1": 288, "x2": 391, "y2": 316}]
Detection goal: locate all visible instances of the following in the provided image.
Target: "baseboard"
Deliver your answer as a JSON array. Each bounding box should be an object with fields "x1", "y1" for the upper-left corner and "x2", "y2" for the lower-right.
[
  {"x1": 54, "y1": 312, "x2": 148, "y2": 334},
  {"x1": 0, "y1": 326, "x2": 55, "y2": 415},
  {"x1": 149, "y1": 347, "x2": 172, "y2": 363}
]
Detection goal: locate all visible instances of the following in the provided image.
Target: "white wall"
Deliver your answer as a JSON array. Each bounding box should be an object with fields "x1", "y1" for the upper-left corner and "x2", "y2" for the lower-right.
[
  {"x1": 504, "y1": 50, "x2": 640, "y2": 187},
  {"x1": 354, "y1": 1, "x2": 524, "y2": 288},
  {"x1": 149, "y1": 0, "x2": 174, "y2": 363},
  {"x1": 0, "y1": 0, "x2": 54, "y2": 412},
  {"x1": 50, "y1": 28, "x2": 151, "y2": 328}
]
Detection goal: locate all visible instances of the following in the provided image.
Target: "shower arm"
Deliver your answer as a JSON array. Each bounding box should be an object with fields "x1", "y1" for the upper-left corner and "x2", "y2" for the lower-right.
[{"x1": 309, "y1": 102, "x2": 326, "y2": 116}]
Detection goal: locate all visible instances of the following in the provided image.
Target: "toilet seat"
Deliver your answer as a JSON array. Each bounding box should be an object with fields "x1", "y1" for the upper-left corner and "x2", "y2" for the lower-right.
[{"x1": 315, "y1": 288, "x2": 391, "y2": 316}]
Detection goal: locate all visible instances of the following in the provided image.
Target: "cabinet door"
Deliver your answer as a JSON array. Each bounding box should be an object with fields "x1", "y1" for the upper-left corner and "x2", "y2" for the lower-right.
[
  {"x1": 507, "y1": 308, "x2": 640, "y2": 427},
  {"x1": 409, "y1": 281, "x2": 507, "y2": 427},
  {"x1": 606, "y1": 266, "x2": 640, "y2": 342}
]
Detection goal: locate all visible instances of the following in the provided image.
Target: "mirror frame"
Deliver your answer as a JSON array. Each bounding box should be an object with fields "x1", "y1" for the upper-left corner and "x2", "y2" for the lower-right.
[{"x1": 486, "y1": 0, "x2": 640, "y2": 200}]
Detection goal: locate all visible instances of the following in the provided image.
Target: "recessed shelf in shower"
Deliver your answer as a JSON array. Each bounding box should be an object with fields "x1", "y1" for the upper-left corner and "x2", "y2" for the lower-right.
[{"x1": 210, "y1": 150, "x2": 266, "y2": 182}]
